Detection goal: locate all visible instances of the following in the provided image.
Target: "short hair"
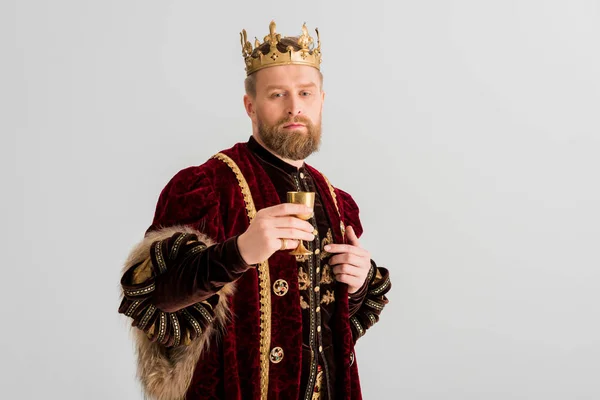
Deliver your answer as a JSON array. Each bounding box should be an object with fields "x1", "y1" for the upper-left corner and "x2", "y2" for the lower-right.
[{"x1": 244, "y1": 36, "x2": 323, "y2": 98}]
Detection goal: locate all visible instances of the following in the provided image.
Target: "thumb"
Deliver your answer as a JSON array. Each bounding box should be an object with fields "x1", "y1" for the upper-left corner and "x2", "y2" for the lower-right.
[{"x1": 346, "y1": 226, "x2": 361, "y2": 247}]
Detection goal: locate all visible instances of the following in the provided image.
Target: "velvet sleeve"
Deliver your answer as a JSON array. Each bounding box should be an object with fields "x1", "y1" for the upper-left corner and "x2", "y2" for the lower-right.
[
  {"x1": 118, "y1": 166, "x2": 252, "y2": 348},
  {"x1": 349, "y1": 261, "x2": 391, "y2": 343},
  {"x1": 336, "y1": 187, "x2": 392, "y2": 342},
  {"x1": 347, "y1": 259, "x2": 375, "y2": 317}
]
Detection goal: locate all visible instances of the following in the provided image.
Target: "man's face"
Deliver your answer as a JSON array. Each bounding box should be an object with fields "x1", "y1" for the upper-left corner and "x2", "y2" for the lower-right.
[{"x1": 244, "y1": 65, "x2": 325, "y2": 161}]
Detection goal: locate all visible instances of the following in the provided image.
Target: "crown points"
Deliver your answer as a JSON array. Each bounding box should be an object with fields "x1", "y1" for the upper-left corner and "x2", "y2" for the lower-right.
[{"x1": 240, "y1": 20, "x2": 322, "y2": 76}]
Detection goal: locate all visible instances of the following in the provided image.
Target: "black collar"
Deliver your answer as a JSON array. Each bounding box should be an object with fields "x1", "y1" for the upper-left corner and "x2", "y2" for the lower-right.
[{"x1": 246, "y1": 135, "x2": 306, "y2": 174}]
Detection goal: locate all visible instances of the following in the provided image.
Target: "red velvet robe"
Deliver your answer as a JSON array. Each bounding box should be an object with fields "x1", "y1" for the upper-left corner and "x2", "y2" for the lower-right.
[{"x1": 119, "y1": 138, "x2": 391, "y2": 400}]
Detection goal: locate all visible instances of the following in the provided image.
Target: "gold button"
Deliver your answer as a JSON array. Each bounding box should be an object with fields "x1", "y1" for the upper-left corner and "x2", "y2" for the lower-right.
[
  {"x1": 273, "y1": 279, "x2": 289, "y2": 297},
  {"x1": 313, "y1": 229, "x2": 318, "y2": 235},
  {"x1": 319, "y1": 346, "x2": 323, "y2": 352},
  {"x1": 316, "y1": 306, "x2": 321, "y2": 312},
  {"x1": 317, "y1": 326, "x2": 321, "y2": 332},
  {"x1": 314, "y1": 286, "x2": 320, "y2": 292},
  {"x1": 314, "y1": 249, "x2": 320, "y2": 255},
  {"x1": 270, "y1": 347, "x2": 284, "y2": 363},
  {"x1": 316, "y1": 267, "x2": 320, "y2": 274},
  {"x1": 300, "y1": 172, "x2": 305, "y2": 179}
]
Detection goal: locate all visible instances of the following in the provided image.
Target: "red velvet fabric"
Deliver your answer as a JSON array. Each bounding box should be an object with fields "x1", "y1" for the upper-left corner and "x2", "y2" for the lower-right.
[{"x1": 148, "y1": 140, "x2": 364, "y2": 399}]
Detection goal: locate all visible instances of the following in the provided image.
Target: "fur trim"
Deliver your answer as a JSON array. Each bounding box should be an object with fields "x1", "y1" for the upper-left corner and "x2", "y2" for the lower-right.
[{"x1": 121, "y1": 226, "x2": 236, "y2": 400}]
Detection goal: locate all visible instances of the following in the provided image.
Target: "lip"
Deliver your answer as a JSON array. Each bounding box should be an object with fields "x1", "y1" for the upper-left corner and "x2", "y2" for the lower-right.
[{"x1": 283, "y1": 123, "x2": 306, "y2": 128}]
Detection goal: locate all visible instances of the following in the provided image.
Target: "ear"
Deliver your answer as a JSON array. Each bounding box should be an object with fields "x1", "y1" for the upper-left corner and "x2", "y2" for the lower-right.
[{"x1": 243, "y1": 94, "x2": 255, "y2": 119}]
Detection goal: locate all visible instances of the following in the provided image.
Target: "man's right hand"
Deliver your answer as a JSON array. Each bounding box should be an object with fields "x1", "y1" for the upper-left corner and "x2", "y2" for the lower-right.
[{"x1": 236, "y1": 203, "x2": 316, "y2": 265}]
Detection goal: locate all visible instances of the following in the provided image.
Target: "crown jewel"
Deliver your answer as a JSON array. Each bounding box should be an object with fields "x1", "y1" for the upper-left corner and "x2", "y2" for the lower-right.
[{"x1": 240, "y1": 21, "x2": 322, "y2": 76}]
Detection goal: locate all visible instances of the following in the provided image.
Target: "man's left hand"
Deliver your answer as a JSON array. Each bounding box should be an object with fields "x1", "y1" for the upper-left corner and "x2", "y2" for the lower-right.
[{"x1": 324, "y1": 226, "x2": 371, "y2": 294}]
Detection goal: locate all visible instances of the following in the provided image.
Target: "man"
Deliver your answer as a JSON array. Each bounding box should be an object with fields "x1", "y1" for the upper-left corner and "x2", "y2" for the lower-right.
[{"x1": 119, "y1": 21, "x2": 391, "y2": 400}]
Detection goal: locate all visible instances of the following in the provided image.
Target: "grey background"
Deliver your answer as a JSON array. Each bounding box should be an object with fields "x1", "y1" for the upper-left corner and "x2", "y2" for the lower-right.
[{"x1": 2, "y1": 0, "x2": 599, "y2": 399}]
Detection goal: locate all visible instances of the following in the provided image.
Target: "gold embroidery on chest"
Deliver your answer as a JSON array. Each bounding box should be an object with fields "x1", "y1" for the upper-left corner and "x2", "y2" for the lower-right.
[
  {"x1": 298, "y1": 266, "x2": 309, "y2": 291},
  {"x1": 300, "y1": 296, "x2": 310, "y2": 310},
  {"x1": 295, "y1": 254, "x2": 310, "y2": 263},
  {"x1": 319, "y1": 263, "x2": 334, "y2": 285},
  {"x1": 321, "y1": 290, "x2": 335, "y2": 305},
  {"x1": 319, "y1": 228, "x2": 334, "y2": 261}
]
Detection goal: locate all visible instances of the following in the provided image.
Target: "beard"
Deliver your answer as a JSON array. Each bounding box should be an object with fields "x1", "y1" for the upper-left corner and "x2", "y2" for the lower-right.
[{"x1": 256, "y1": 113, "x2": 322, "y2": 161}]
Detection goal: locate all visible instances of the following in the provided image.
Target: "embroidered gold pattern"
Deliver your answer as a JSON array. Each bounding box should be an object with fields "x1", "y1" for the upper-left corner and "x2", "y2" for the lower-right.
[
  {"x1": 300, "y1": 296, "x2": 309, "y2": 310},
  {"x1": 298, "y1": 266, "x2": 309, "y2": 290},
  {"x1": 320, "y1": 174, "x2": 345, "y2": 238},
  {"x1": 273, "y1": 279, "x2": 289, "y2": 296},
  {"x1": 367, "y1": 312, "x2": 377, "y2": 326},
  {"x1": 157, "y1": 311, "x2": 167, "y2": 343},
  {"x1": 138, "y1": 304, "x2": 156, "y2": 330},
  {"x1": 124, "y1": 284, "x2": 155, "y2": 297},
  {"x1": 180, "y1": 309, "x2": 202, "y2": 336},
  {"x1": 154, "y1": 241, "x2": 167, "y2": 274},
  {"x1": 186, "y1": 243, "x2": 207, "y2": 257},
  {"x1": 169, "y1": 313, "x2": 181, "y2": 347},
  {"x1": 311, "y1": 365, "x2": 325, "y2": 400},
  {"x1": 296, "y1": 253, "x2": 310, "y2": 263},
  {"x1": 169, "y1": 233, "x2": 187, "y2": 260},
  {"x1": 213, "y1": 152, "x2": 272, "y2": 400},
  {"x1": 269, "y1": 346, "x2": 284, "y2": 363},
  {"x1": 365, "y1": 299, "x2": 384, "y2": 311},
  {"x1": 320, "y1": 290, "x2": 335, "y2": 305},
  {"x1": 193, "y1": 303, "x2": 214, "y2": 324},
  {"x1": 125, "y1": 299, "x2": 143, "y2": 317},
  {"x1": 369, "y1": 276, "x2": 391, "y2": 296},
  {"x1": 350, "y1": 316, "x2": 364, "y2": 338},
  {"x1": 319, "y1": 229, "x2": 334, "y2": 261},
  {"x1": 319, "y1": 263, "x2": 334, "y2": 285}
]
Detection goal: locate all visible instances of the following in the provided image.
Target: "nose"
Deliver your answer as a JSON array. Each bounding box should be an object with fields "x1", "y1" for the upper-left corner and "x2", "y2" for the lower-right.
[{"x1": 286, "y1": 96, "x2": 302, "y2": 116}]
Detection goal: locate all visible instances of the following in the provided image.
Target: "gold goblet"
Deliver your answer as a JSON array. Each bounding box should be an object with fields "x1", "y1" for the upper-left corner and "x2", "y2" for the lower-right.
[{"x1": 286, "y1": 191, "x2": 315, "y2": 256}]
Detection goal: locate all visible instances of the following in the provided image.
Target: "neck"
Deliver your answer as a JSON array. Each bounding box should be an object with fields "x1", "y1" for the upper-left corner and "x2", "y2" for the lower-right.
[{"x1": 251, "y1": 133, "x2": 304, "y2": 169}]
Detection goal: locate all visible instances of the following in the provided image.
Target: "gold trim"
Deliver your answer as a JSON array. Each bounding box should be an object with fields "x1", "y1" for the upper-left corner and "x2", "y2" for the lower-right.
[
  {"x1": 319, "y1": 173, "x2": 345, "y2": 237},
  {"x1": 366, "y1": 312, "x2": 377, "y2": 326},
  {"x1": 212, "y1": 152, "x2": 272, "y2": 400},
  {"x1": 169, "y1": 233, "x2": 188, "y2": 260},
  {"x1": 125, "y1": 299, "x2": 143, "y2": 317},
  {"x1": 169, "y1": 313, "x2": 181, "y2": 347},
  {"x1": 124, "y1": 283, "x2": 155, "y2": 297},
  {"x1": 186, "y1": 243, "x2": 208, "y2": 257},
  {"x1": 350, "y1": 316, "x2": 365, "y2": 338},
  {"x1": 153, "y1": 241, "x2": 167, "y2": 274},
  {"x1": 365, "y1": 299, "x2": 384, "y2": 311},
  {"x1": 193, "y1": 303, "x2": 214, "y2": 324},
  {"x1": 138, "y1": 304, "x2": 156, "y2": 330},
  {"x1": 180, "y1": 309, "x2": 202, "y2": 336},
  {"x1": 319, "y1": 174, "x2": 340, "y2": 215},
  {"x1": 369, "y1": 276, "x2": 391, "y2": 296},
  {"x1": 157, "y1": 311, "x2": 167, "y2": 343}
]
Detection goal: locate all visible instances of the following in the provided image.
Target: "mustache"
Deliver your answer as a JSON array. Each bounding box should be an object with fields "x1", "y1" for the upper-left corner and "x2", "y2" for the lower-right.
[{"x1": 277, "y1": 115, "x2": 312, "y2": 126}]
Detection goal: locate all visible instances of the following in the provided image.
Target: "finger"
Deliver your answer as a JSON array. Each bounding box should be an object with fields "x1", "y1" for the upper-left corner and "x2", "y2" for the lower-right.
[
  {"x1": 324, "y1": 243, "x2": 368, "y2": 257},
  {"x1": 332, "y1": 263, "x2": 361, "y2": 277},
  {"x1": 329, "y1": 253, "x2": 361, "y2": 267},
  {"x1": 334, "y1": 273, "x2": 361, "y2": 288},
  {"x1": 276, "y1": 228, "x2": 315, "y2": 242},
  {"x1": 276, "y1": 238, "x2": 300, "y2": 251},
  {"x1": 272, "y1": 216, "x2": 315, "y2": 233},
  {"x1": 263, "y1": 203, "x2": 313, "y2": 217},
  {"x1": 346, "y1": 225, "x2": 361, "y2": 247}
]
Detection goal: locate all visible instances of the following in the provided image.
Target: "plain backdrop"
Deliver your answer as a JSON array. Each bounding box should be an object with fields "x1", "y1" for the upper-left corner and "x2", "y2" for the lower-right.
[{"x1": 2, "y1": 0, "x2": 599, "y2": 399}]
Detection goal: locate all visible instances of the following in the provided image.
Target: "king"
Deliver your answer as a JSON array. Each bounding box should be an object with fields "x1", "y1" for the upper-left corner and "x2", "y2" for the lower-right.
[{"x1": 118, "y1": 20, "x2": 391, "y2": 400}]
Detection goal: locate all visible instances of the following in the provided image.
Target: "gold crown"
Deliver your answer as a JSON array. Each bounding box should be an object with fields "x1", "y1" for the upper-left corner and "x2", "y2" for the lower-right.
[{"x1": 240, "y1": 20, "x2": 322, "y2": 76}]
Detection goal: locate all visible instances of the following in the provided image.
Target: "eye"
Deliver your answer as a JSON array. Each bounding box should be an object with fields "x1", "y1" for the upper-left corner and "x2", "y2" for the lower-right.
[
  {"x1": 272, "y1": 93, "x2": 285, "y2": 98},
  {"x1": 301, "y1": 91, "x2": 311, "y2": 96}
]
